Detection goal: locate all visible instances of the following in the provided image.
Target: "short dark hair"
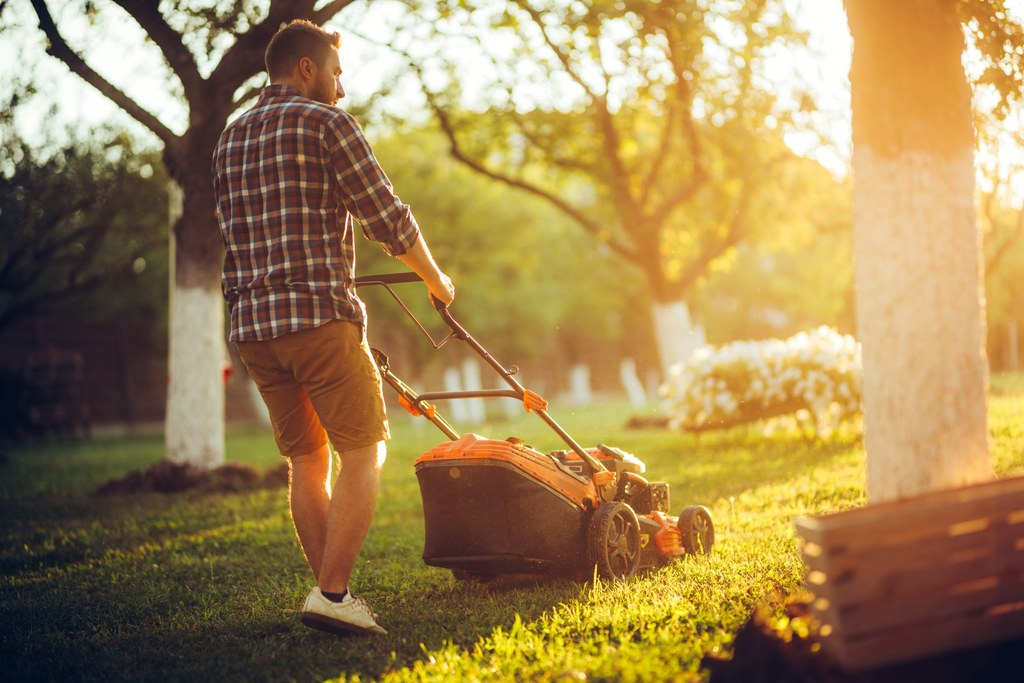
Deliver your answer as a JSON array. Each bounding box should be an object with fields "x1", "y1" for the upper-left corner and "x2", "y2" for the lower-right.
[{"x1": 265, "y1": 19, "x2": 341, "y2": 81}]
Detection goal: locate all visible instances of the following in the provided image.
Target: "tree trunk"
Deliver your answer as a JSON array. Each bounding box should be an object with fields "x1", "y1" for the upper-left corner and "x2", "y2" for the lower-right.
[
  {"x1": 163, "y1": 168, "x2": 226, "y2": 470},
  {"x1": 846, "y1": 0, "x2": 991, "y2": 503},
  {"x1": 651, "y1": 299, "x2": 705, "y2": 377}
]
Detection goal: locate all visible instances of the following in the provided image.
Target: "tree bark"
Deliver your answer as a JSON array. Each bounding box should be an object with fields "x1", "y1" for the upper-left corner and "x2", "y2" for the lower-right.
[
  {"x1": 651, "y1": 300, "x2": 704, "y2": 375},
  {"x1": 845, "y1": 0, "x2": 991, "y2": 503},
  {"x1": 164, "y1": 176, "x2": 226, "y2": 469}
]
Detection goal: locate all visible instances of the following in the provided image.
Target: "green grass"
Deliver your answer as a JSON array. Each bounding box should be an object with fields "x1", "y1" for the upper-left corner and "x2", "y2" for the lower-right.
[{"x1": 2, "y1": 372, "x2": 1023, "y2": 682}]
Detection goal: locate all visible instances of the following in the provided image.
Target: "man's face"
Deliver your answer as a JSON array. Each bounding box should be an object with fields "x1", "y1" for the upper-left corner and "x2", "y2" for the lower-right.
[{"x1": 311, "y1": 49, "x2": 345, "y2": 106}]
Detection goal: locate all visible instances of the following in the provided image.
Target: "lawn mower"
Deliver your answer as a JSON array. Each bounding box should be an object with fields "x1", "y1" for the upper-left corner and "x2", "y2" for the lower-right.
[{"x1": 355, "y1": 273, "x2": 714, "y2": 581}]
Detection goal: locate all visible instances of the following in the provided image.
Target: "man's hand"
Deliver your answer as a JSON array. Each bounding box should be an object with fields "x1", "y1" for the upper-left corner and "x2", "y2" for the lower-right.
[
  {"x1": 397, "y1": 235, "x2": 455, "y2": 307},
  {"x1": 428, "y1": 272, "x2": 455, "y2": 307}
]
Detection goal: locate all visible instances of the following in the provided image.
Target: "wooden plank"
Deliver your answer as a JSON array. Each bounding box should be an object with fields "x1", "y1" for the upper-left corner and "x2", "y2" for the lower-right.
[
  {"x1": 800, "y1": 547, "x2": 1024, "y2": 620},
  {"x1": 796, "y1": 475, "x2": 1024, "y2": 671},
  {"x1": 838, "y1": 573, "x2": 1024, "y2": 636},
  {"x1": 795, "y1": 476, "x2": 1024, "y2": 548},
  {"x1": 804, "y1": 573, "x2": 1024, "y2": 641},
  {"x1": 800, "y1": 502, "x2": 1024, "y2": 562},
  {"x1": 801, "y1": 521, "x2": 1024, "y2": 579},
  {"x1": 814, "y1": 546, "x2": 1024, "y2": 610},
  {"x1": 826, "y1": 604, "x2": 1024, "y2": 672}
]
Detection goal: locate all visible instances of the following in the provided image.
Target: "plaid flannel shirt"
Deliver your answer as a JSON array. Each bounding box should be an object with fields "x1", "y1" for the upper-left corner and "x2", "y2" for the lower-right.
[{"x1": 213, "y1": 84, "x2": 421, "y2": 341}]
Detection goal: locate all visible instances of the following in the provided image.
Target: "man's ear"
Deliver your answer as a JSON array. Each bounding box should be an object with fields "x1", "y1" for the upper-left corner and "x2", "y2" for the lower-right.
[{"x1": 297, "y1": 56, "x2": 316, "y2": 82}]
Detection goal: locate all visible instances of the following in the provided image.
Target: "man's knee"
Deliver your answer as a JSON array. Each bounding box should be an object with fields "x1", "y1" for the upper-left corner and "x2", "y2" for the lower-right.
[
  {"x1": 339, "y1": 441, "x2": 387, "y2": 473},
  {"x1": 289, "y1": 444, "x2": 333, "y2": 480}
]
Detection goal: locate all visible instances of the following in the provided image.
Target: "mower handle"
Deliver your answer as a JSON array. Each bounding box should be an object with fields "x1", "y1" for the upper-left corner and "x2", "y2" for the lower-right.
[
  {"x1": 353, "y1": 272, "x2": 423, "y2": 286},
  {"x1": 354, "y1": 272, "x2": 610, "y2": 478},
  {"x1": 354, "y1": 273, "x2": 452, "y2": 319}
]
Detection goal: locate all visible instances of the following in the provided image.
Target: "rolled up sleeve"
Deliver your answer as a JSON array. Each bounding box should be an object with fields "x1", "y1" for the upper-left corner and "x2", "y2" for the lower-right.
[{"x1": 325, "y1": 111, "x2": 422, "y2": 256}]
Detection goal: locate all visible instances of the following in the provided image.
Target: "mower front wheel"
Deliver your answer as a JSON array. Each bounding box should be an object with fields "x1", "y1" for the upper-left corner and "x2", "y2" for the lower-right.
[
  {"x1": 587, "y1": 501, "x2": 641, "y2": 580},
  {"x1": 678, "y1": 505, "x2": 714, "y2": 555}
]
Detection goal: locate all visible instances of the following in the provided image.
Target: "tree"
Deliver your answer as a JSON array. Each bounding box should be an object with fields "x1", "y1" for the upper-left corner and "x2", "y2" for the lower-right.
[
  {"x1": 977, "y1": 108, "x2": 1024, "y2": 370},
  {"x1": 367, "y1": 126, "x2": 642, "y2": 363},
  {"x1": 24, "y1": 0, "x2": 360, "y2": 470},
  {"x1": 0, "y1": 100, "x2": 168, "y2": 336},
  {"x1": 964, "y1": 0, "x2": 1024, "y2": 370},
  {"x1": 844, "y1": 0, "x2": 992, "y2": 502},
  {"x1": 384, "y1": 0, "x2": 815, "y2": 376},
  {"x1": 694, "y1": 155, "x2": 855, "y2": 343}
]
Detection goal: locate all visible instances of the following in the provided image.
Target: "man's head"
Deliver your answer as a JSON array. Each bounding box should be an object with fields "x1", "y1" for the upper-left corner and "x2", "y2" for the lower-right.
[{"x1": 265, "y1": 19, "x2": 345, "y2": 106}]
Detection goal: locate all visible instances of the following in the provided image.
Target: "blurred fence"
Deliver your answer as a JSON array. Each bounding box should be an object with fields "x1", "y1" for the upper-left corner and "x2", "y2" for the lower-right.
[
  {"x1": 0, "y1": 317, "x2": 659, "y2": 439},
  {"x1": 0, "y1": 319, "x2": 168, "y2": 438}
]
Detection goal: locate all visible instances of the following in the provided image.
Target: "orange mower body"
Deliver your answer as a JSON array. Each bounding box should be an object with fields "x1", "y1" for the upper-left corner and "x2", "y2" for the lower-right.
[{"x1": 356, "y1": 273, "x2": 715, "y2": 581}]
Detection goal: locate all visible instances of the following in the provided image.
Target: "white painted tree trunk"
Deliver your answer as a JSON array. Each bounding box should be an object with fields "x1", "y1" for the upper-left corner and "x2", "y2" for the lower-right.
[
  {"x1": 854, "y1": 150, "x2": 991, "y2": 502},
  {"x1": 165, "y1": 282, "x2": 227, "y2": 469},
  {"x1": 568, "y1": 363, "x2": 593, "y2": 406},
  {"x1": 461, "y1": 358, "x2": 486, "y2": 423},
  {"x1": 164, "y1": 181, "x2": 225, "y2": 470},
  {"x1": 443, "y1": 367, "x2": 470, "y2": 422},
  {"x1": 651, "y1": 300, "x2": 705, "y2": 377},
  {"x1": 619, "y1": 358, "x2": 648, "y2": 407}
]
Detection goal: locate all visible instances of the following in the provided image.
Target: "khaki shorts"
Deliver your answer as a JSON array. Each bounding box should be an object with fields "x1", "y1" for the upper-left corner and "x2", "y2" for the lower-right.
[{"x1": 235, "y1": 320, "x2": 389, "y2": 456}]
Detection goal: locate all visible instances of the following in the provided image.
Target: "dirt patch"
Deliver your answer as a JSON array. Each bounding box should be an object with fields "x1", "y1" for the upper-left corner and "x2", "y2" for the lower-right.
[
  {"x1": 96, "y1": 460, "x2": 288, "y2": 495},
  {"x1": 703, "y1": 600, "x2": 1024, "y2": 683}
]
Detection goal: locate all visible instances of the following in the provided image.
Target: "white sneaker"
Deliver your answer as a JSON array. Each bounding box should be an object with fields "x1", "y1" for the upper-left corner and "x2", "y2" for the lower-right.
[{"x1": 301, "y1": 588, "x2": 387, "y2": 636}]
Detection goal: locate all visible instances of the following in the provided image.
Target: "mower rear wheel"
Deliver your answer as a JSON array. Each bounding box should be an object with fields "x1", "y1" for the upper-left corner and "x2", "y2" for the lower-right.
[
  {"x1": 587, "y1": 502, "x2": 641, "y2": 580},
  {"x1": 678, "y1": 505, "x2": 714, "y2": 555}
]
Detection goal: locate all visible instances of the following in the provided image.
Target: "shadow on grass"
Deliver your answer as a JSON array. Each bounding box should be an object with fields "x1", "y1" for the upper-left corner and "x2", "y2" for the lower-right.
[
  {"x1": 1, "y1": 548, "x2": 581, "y2": 682},
  {"x1": 0, "y1": 414, "x2": 865, "y2": 682},
  {"x1": 0, "y1": 482, "x2": 580, "y2": 682}
]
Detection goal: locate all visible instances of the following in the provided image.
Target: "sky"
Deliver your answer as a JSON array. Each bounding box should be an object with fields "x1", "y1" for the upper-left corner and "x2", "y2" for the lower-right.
[
  {"x1": 1, "y1": 0, "x2": 853, "y2": 161},
  {"x1": 1, "y1": 0, "x2": 1020, "y2": 188}
]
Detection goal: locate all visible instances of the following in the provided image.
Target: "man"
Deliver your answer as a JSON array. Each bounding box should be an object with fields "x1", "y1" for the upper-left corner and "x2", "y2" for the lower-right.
[{"x1": 212, "y1": 19, "x2": 454, "y2": 636}]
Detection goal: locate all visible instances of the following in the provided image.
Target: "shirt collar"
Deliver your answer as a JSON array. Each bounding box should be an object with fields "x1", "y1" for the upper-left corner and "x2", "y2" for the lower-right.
[{"x1": 259, "y1": 84, "x2": 302, "y2": 102}]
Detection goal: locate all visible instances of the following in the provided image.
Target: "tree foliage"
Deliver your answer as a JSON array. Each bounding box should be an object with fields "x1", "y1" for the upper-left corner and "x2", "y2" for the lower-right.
[
  {"x1": 958, "y1": 0, "x2": 1024, "y2": 117},
  {"x1": 0, "y1": 98, "x2": 168, "y2": 336},
  {"x1": 361, "y1": 125, "x2": 649, "y2": 368},
  {"x1": 24, "y1": 0, "x2": 361, "y2": 284},
  {"x1": 386, "y1": 0, "x2": 817, "y2": 305}
]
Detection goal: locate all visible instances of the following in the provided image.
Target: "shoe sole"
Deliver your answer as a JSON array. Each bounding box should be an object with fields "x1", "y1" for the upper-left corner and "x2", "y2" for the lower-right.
[{"x1": 301, "y1": 611, "x2": 387, "y2": 636}]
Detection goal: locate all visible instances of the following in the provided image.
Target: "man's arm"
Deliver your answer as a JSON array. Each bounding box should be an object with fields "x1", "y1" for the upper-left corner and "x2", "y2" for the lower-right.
[{"x1": 396, "y1": 235, "x2": 455, "y2": 306}]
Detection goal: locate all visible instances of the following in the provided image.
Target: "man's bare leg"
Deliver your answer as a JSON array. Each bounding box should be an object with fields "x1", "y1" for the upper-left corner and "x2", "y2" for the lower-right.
[
  {"x1": 318, "y1": 440, "x2": 386, "y2": 594},
  {"x1": 288, "y1": 444, "x2": 333, "y2": 580}
]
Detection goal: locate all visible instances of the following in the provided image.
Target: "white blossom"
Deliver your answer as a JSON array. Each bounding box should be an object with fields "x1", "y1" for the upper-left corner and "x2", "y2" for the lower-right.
[{"x1": 660, "y1": 327, "x2": 863, "y2": 436}]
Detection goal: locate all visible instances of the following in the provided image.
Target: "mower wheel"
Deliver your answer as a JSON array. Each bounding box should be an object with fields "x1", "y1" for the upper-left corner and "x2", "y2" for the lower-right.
[
  {"x1": 678, "y1": 505, "x2": 714, "y2": 555},
  {"x1": 587, "y1": 501, "x2": 641, "y2": 580}
]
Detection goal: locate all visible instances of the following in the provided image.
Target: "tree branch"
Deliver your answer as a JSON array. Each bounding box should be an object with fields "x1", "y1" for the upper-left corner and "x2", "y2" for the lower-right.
[
  {"x1": 28, "y1": 0, "x2": 178, "y2": 146},
  {"x1": 211, "y1": 0, "x2": 314, "y2": 96},
  {"x1": 110, "y1": 0, "x2": 203, "y2": 99},
  {"x1": 510, "y1": 0, "x2": 602, "y2": 101},
  {"x1": 435, "y1": 105, "x2": 638, "y2": 264},
  {"x1": 675, "y1": 187, "x2": 751, "y2": 293},
  {"x1": 512, "y1": 1, "x2": 640, "y2": 229},
  {"x1": 647, "y1": 28, "x2": 708, "y2": 222},
  {"x1": 311, "y1": 0, "x2": 360, "y2": 25},
  {"x1": 213, "y1": 0, "x2": 357, "y2": 98}
]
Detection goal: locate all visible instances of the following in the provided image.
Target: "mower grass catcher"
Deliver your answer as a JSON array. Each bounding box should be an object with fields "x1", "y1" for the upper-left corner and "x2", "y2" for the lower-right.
[{"x1": 356, "y1": 274, "x2": 714, "y2": 581}]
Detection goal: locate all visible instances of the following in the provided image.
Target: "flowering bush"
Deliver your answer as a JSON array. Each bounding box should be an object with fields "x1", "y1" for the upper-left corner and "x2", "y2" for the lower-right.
[{"x1": 660, "y1": 326, "x2": 862, "y2": 437}]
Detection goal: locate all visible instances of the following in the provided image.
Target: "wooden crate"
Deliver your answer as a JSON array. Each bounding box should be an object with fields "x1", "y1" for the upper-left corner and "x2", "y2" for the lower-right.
[{"x1": 794, "y1": 475, "x2": 1024, "y2": 672}]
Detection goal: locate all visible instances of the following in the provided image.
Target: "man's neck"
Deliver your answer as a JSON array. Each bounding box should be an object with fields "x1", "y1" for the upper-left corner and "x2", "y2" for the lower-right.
[{"x1": 270, "y1": 78, "x2": 308, "y2": 99}]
